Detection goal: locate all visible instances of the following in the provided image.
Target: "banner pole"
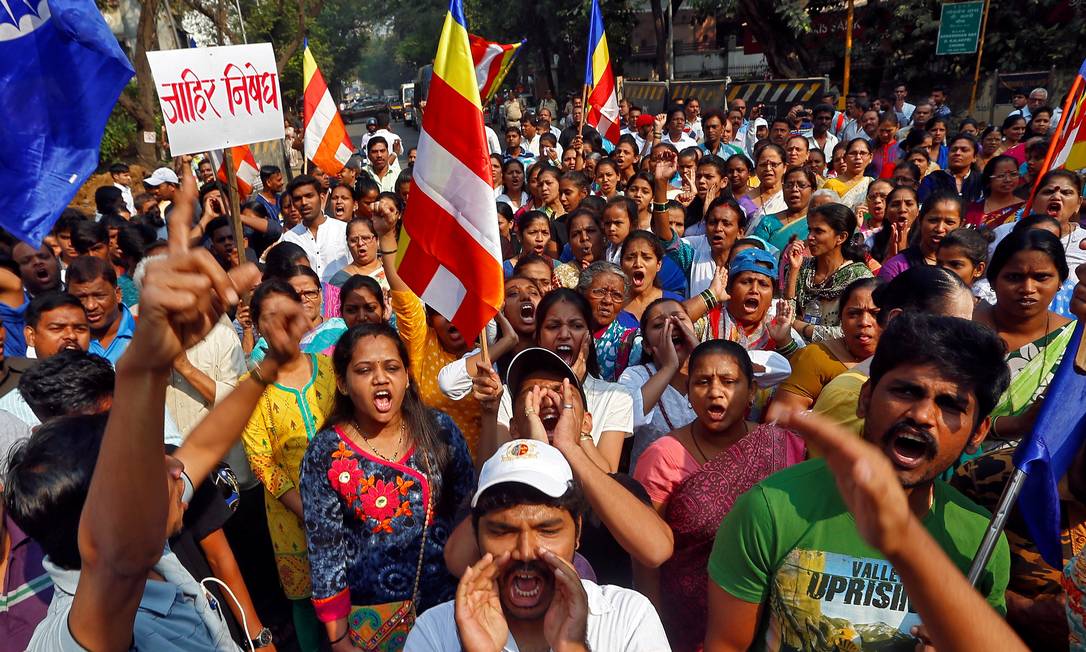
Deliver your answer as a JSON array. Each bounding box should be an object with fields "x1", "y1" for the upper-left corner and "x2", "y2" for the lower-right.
[
  {"x1": 967, "y1": 468, "x2": 1026, "y2": 585},
  {"x1": 222, "y1": 147, "x2": 246, "y2": 267},
  {"x1": 968, "y1": 0, "x2": 992, "y2": 116},
  {"x1": 579, "y1": 83, "x2": 589, "y2": 139}
]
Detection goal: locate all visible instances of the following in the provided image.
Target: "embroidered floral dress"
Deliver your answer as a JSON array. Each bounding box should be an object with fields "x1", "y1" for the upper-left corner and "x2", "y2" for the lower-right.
[
  {"x1": 593, "y1": 319, "x2": 642, "y2": 382},
  {"x1": 300, "y1": 411, "x2": 476, "y2": 624},
  {"x1": 241, "y1": 354, "x2": 337, "y2": 600}
]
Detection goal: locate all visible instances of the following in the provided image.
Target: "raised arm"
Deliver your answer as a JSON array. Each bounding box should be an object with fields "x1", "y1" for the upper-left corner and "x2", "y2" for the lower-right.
[
  {"x1": 548, "y1": 381, "x2": 674, "y2": 568},
  {"x1": 68, "y1": 165, "x2": 259, "y2": 651},
  {"x1": 777, "y1": 409, "x2": 1028, "y2": 652},
  {"x1": 650, "y1": 150, "x2": 677, "y2": 242}
]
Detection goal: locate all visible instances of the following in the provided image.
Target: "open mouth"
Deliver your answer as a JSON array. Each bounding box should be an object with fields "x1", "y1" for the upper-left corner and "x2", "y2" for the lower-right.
[
  {"x1": 631, "y1": 269, "x2": 646, "y2": 288},
  {"x1": 1046, "y1": 201, "x2": 1063, "y2": 217},
  {"x1": 704, "y1": 402, "x2": 728, "y2": 421},
  {"x1": 554, "y1": 344, "x2": 575, "y2": 365},
  {"x1": 373, "y1": 390, "x2": 393, "y2": 413},
  {"x1": 742, "y1": 296, "x2": 761, "y2": 313},
  {"x1": 505, "y1": 566, "x2": 548, "y2": 610},
  {"x1": 519, "y1": 302, "x2": 535, "y2": 324},
  {"x1": 885, "y1": 427, "x2": 936, "y2": 470}
]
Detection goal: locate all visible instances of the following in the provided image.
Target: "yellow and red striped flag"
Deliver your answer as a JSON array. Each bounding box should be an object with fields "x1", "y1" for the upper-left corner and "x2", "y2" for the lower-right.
[
  {"x1": 584, "y1": 0, "x2": 621, "y2": 144},
  {"x1": 1027, "y1": 57, "x2": 1086, "y2": 211},
  {"x1": 303, "y1": 40, "x2": 353, "y2": 176},
  {"x1": 208, "y1": 145, "x2": 260, "y2": 198},
  {"x1": 397, "y1": 0, "x2": 503, "y2": 342},
  {"x1": 1045, "y1": 58, "x2": 1086, "y2": 172},
  {"x1": 469, "y1": 34, "x2": 523, "y2": 104}
]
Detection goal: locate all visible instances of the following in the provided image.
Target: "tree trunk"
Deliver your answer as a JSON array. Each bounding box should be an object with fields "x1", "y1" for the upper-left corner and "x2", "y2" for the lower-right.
[
  {"x1": 737, "y1": 0, "x2": 814, "y2": 78},
  {"x1": 276, "y1": 0, "x2": 324, "y2": 73},
  {"x1": 128, "y1": 0, "x2": 161, "y2": 167}
]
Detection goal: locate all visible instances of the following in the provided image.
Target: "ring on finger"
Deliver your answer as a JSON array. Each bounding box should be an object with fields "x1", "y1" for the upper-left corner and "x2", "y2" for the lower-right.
[{"x1": 563, "y1": 403, "x2": 574, "y2": 410}]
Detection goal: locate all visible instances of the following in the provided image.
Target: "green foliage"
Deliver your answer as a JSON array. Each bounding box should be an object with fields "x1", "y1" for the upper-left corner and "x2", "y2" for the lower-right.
[
  {"x1": 100, "y1": 102, "x2": 137, "y2": 164},
  {"x1": 689, "y1": 0, "x2": 1083, "y2": 89}
]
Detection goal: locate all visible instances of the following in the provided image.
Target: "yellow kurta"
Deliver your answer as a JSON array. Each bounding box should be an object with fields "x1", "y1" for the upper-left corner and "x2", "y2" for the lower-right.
[
  {"x1": 241, "y1": 354, "x2": 337, "y2": 600},
  {"x1": 391, "y1": 289, "x2": 483, "y2": 458}
]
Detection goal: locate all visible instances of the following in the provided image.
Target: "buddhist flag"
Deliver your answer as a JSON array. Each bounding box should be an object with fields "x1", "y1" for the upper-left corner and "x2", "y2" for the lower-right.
[
  {"x1": 584, "y1": 0, "x2": 621, "y2": 145},
  {"x1": 397, "y1": 0, "x2": 503, "y2": 341},
  {"x1": 469, "y1": 35, "x2": 523, "y2": 104},
  {"x1": 1048, "y1": 58, "x2": 1086, "y2": 171},
  {"x1": 303, "y1": 40, "x2": 353, "y2": 176},
  {"x1": 208, "y1": 145, "x2": 260, "y2": 198},
  {"x1": 1013, "y1": 322, "x2": 1086, "y2": 567},
  {"x1": 1029, "y1": 57, "x2": 1086, "y2": 206}
]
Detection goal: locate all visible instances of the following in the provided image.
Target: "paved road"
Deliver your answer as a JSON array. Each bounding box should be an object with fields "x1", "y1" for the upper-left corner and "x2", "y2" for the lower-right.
[{"x1": 345, "y1": 118, "x2": 420, "y2": 161}]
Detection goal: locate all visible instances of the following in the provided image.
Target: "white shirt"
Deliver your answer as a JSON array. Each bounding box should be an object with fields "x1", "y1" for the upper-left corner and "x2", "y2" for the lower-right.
[
  {"x1": 496, "y1": 190, "x2": 530, "y2": 209},
  {"x1": 895, "y1": 101, "x2": 916, "y2": 124},
  {"x1": 115, "y1": 182, "x2": 136, "y2": 214},
  {"x1": 807, "y1": 131, "x2": 840, "y2": 162},
  {"x1": 619, "y1": 363, "x2": 694, "y2": 472},
  {"x1": 360, "y1": 128, "x2": 403, "y2": 157},
  {"x1": 363, "y1": 159, "x2": 402, "y2": 193},
  {"x1": 0, "y1": 387, "x2": 186, "y2": 446},
  {"x1": 404, "y1": 580, "x2": 669, "y2": 652},
  {"x1": 685, "y1": 117, "x2": 704, "y2": 143},
  {"x1": 485, "y1": 125, "x2": 503, "y2": 155},
  {"x1": 497, "y1": 374, "x2": 634, "y2": 443},
  {"x1": 279, "y1": 217, "x2": 350, "y2": 282},
  {"x1": 660, "y1": 131, "x2": 698, "y2": 151},
  {"x1": 167, "y1": 317, "x2": 245, "y2": 436}
]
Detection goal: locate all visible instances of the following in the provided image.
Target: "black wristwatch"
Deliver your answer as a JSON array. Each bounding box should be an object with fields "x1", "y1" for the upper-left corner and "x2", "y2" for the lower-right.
[{"x1": 244, "y1": 627, "x2": 273, "y2": 650}]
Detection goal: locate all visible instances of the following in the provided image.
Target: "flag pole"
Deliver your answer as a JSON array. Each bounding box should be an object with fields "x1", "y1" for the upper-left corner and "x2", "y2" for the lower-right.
[
  {"x1": 1024, "y1": 73, "x2": 1084, "y2": 215},
  {"x1": 222, "y1": 147, "x2": 246, "y2": 268},
  {"x1": 967, "y1": 468, "x2": 1027, "y2": 585},
  {"x1": 579, "y1": 83, "x2": 589, "y2": 139},
  {"x1": 967, "y1": 0, "x2": 992, "y2": 116}
]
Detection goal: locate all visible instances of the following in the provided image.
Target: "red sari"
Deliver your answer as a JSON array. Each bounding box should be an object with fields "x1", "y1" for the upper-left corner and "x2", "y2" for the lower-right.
[{"x1": 658, "y1": 424, "x2": 805, "y2": 651}]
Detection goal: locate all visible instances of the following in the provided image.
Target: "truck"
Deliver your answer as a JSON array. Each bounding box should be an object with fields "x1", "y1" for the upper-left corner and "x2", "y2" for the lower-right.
[{"x1": 401, "y1": 83, "x2": 416, "y2": 127}]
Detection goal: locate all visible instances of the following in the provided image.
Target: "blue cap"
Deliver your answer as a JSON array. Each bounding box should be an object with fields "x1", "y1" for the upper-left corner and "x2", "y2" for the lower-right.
[{"x1": 729, "y1": 248, "x2": 778, "y2": 279}]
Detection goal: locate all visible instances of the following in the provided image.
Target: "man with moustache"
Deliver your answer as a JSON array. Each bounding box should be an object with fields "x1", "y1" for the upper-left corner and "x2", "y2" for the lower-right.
[
  {"x1": 407, "y1": 349, "x2": 669, "y2": 652},
  {"x1": 704, "y1": 313, "x2": 1012, "y2": 652}
]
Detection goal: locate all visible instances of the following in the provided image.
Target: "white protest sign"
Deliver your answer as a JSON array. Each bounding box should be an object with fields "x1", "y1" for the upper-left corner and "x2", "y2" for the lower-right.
[{"x1": 147, "y1": 43, "x2": 284, "y2": 156}]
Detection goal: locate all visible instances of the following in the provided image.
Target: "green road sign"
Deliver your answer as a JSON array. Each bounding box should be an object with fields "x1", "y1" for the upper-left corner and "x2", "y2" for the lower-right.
[{"x1": 936, "y1": 1, "x2": 984, "y2": 55}]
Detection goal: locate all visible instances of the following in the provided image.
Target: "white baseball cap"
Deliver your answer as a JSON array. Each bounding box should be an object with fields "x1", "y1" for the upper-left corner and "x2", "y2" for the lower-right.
[
  {"x1": 144, "y1": 167, "x2": 180, "y2": 186},
  {"x1": 471, "y1": 439, "x2": 574, "y2": 507}
]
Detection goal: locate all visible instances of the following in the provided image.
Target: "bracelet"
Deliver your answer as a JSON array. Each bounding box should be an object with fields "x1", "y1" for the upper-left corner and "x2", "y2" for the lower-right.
[
  {"x1": 651, "y1": 202, "x2": 669, "y2": 213},
  {"x1": 250, "y1": 363, "x2": 275, "y2": 387},
  {"x1": 331, "y1": 628, "x2": 349, "y2": 644},
  {"x1": 776, "y1": 340, "x2": 799, "y2": 357},
  {"x1": 378, "y1": 248, "x2": 398, "y2": 256},
  {"x1": 700, "y1": 288, "x2": 717, "y2": 310},
  {"x1": 991, "y1": 415, "x2": 1001, "y2": 439}
]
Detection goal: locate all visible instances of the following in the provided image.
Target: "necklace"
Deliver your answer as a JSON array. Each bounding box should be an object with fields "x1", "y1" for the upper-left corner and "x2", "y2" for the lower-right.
[
  {"x1": 690, "y1": 420, "x2": 750, "y2": 463},
  {"x1": 354, "y1": 420, "x2": 406, "y2": 462}
]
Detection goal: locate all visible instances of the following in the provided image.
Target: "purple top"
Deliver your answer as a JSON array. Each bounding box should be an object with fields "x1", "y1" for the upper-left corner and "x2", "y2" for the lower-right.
[
  {"x1": 877, "y1": 252, "x2": 912, "y2": 282},
  {"x1": 2, "y1": 513, "x2": 53, "y2": 651}
]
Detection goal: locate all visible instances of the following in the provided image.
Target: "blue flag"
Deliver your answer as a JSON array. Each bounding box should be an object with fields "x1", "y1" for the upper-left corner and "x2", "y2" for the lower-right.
[
  {"x1": 1013, "y1": 321, "x2": 1086, "y2": 567},
  {"x1": 0, "y1": 0, "x2": 134, "y2": 245}
]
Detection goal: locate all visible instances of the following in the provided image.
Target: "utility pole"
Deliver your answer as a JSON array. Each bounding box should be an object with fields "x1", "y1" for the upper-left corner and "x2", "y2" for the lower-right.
[
  {"x1": 841, "y1": 0, "x2": 854, "y2": 110},
  {"x1": 664, "y1": 0, "x2": 674, "y2": 81}
]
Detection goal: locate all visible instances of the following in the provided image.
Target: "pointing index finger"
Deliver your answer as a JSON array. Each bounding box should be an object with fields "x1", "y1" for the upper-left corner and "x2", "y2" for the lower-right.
[{"x1": 168, "y1": 164, "x2": 198, "y2": 254}]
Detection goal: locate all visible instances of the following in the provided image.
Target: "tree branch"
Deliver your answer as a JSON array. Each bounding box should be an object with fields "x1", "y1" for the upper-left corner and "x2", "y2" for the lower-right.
[{"x1": 178, "y1": 0, "x2": 242, "y2": 44}]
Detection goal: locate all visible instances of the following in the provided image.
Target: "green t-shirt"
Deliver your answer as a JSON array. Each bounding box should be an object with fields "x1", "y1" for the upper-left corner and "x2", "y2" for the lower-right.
[{"x1": 709, "y1": 458, "x2": 1009, "y2": 652}]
